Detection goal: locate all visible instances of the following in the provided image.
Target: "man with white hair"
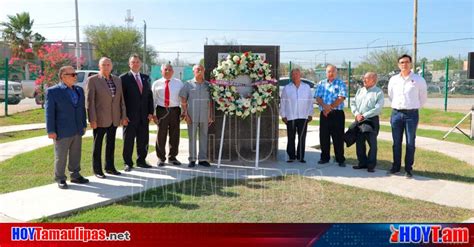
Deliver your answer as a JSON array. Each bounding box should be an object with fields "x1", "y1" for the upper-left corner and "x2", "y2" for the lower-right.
[
  {"x1": 151, "y1": 63, "x2": 184, "y2": 166},
  {"x1": 180, "y1": 64, "x2": 214, "y2": 167},
  {"x1": 350, "y1": 72, "x2": 384, "y2": 172},
  {"x1": 314, "y1": 64, "x2": 347, "y2": 167},
  {"x1": 86, "y1": 57, "x2": 128, "y2": 179}
]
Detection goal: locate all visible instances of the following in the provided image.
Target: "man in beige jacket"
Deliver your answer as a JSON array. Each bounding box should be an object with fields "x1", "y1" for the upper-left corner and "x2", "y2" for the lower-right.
[{"x1": 86, "y1": 57, "x2": 128, "y2": 179}]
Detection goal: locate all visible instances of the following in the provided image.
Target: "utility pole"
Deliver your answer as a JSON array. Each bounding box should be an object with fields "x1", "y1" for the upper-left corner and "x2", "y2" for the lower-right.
[
  {"x1": 74, "y1": 0, "x2": 81, "y2": 69},
  {"x1": 143, "y1": 20, "x2": 147, "y2": 74},
  {"x1": 413, "y1": 0, "x2": 418, "y2": 70}
]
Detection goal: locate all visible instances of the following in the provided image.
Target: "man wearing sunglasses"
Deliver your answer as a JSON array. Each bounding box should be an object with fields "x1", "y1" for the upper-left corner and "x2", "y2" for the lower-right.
[
  {"x1": 120, "y1": 54, "x2": 154, "y2": 172},
  {"x1": 151, "y1": 63, "x2": 184, "y2": 166},
  {"x1": 86, "y1": 57, "x2": 128, "y2": 179},
  {"x1": 387, "y1": 54, "x2": 427, "y2": 178},
  {"x1": 45, "y1": 66, "x2": 89, "y2": 189}
]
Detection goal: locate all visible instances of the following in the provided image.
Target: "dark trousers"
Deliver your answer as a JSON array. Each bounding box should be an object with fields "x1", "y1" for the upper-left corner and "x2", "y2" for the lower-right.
[
  {"x1": 286, "y1": 119, "x2": 309, "y2": 160},
  {"x1": 390, "y1": 109, "x2": 419, "y2": 172},
  {"x1": 356, "y1": 116, "x2": 379, "y2": 169},
  {"x1": 319, "y1": 110, "x2": 345, "y2": 163},
  {"x1": 93, "y1": 125, "x2": 117, "y2": 173},
  {"x1": 123, "y1": 120, "x2": 149, "y2": 166},
  {"x1": 155, "y1": 106, "x2": 181, "y2": 161}
]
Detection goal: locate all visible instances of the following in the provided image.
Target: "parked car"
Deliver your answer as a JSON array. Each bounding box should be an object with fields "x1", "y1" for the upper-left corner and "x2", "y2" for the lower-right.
[
  {"x1": 21, "y1": 79, "x2": 36, "y2": 98},
  {"x1": 278, "y1": 77, "x2": 316, "y2": 96},
  {"x1": 33, "y1": 70, "x2": 99, "y2": 105},
  {"x1": 0, "y1": 80, "x2": 24, "y2": 105}
]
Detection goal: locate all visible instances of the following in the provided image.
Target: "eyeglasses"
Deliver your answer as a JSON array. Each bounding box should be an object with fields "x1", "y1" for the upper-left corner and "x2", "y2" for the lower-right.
[{"x1": 63, "y1": 73, "x2": 78, "y2": 77}]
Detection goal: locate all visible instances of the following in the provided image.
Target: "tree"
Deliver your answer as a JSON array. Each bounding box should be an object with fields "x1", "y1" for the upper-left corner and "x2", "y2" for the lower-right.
[
  {"x1": 31, "y1": 42, "x2": 81, "y2": 104},
  {"x1": 84, "y1": 25, "x2": 157, "y2": 73},
  {"x1": 0, "y1": 12, "x2": 44, "y2": 60},
  {"x1": 355, "y1": 46, "x2": 410, "y2": 75}
]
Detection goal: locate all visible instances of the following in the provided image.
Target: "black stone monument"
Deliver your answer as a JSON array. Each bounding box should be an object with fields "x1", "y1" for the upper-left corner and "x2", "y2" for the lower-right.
[{"x1": 204, "y1": 45, "x2": 280, "y2": 164}]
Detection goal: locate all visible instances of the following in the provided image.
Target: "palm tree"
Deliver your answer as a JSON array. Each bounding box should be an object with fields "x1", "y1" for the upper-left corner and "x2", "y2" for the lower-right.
[{"x1": 0, "y1": 12, "x2": 44, "y2": 60}]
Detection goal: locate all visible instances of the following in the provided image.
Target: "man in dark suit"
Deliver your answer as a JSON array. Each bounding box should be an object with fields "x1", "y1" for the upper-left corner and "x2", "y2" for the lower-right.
[
  {"x1": 45, "y1": 66, "x2": 89, "y2": 189},
  {"x1": 120, "y1": 54, "x2": 154, "y2": 171}
]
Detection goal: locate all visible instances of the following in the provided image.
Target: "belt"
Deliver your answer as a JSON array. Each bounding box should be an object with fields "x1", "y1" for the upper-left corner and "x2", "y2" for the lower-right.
[
  {"x1": 393, "y1": 108, "x2": 418, "y2": 113},
  {"x1": 157, "y1": 105, "x2": 180, "y2": 109}
]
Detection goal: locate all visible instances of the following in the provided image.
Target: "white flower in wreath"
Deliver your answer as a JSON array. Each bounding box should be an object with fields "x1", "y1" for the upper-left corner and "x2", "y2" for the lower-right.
[
  {"x1": 217, "y1": 73, "x2": 224, "y2": 80},
  {"x1": 256, "y1": 106, "x2": 263, "y2": 112},
  {"x1": 243, "y1": 99, "x2": 251, "y2": 108},
  {"x1": 233, "y1": 55, "x2": 240, "y2": 63},
  {"x1": 229, "y1": 104, "x2": 236, "y2": 111},
  {"x1": 265, "y1": 75, "x2": 272, "y2": 81},
  {"x1": 251, "y1": 107, "x2": 257, "y2": 114},
  {"x1": 236, "y1": 111, "x2": 243, "y2": 116}
]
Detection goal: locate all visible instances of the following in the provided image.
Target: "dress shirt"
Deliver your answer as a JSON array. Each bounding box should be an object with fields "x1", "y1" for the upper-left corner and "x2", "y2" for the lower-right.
[
  {"x1": 388, "y1": 71, "x2": 427, "y2": 109},
  {"x1": 279, "y1": 82, "x2": 314, "y2": 121},
  {"x1": 350, "y1": 85, "x2": 384, "y2": 118},
  {"x1": 152, "y1": 77, "x2": 183, "y2": 108}
]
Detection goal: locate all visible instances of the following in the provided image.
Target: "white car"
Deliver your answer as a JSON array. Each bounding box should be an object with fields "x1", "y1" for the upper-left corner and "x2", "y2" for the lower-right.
[
  {"x1": 0, "y1": 80, "x2": 24, "y2": 105},
  {"x1": 278, "y1": 77, "x2": 317, "y2": 97}
]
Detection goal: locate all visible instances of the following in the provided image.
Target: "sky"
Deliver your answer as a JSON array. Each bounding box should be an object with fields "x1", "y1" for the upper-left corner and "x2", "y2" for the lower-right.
[{"x1": 0, "y1": 0, "x2": 473, "y2": 67}]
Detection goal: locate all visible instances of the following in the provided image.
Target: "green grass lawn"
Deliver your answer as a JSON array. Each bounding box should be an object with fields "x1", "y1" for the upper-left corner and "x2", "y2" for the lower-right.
[
  {"x1": 0, "y1": 129, "x2": 46, "y2": 144},
  {"x1": 40, "y1": 176, "x2": 473, "y2": 223},
  {"x1": 297, "y1": 119, "x2": 473, "y2": 146},
  {"x1": 342, "y1": 140, "x2": 474, "y2": 184},
  {"x1": 0, "y1": 108, "x2": 45, "y2": 126},
  {"x1": 0, "y1": 137, "x2": 154, "y2": 194},
  {"x1": 343, "y1": 107, "x2": 470, "y2": 129}
]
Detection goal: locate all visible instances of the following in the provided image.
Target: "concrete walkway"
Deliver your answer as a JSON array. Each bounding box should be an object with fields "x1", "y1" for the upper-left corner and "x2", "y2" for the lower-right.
[
  {"x1": 0, "y1": 123, "x2": 46, "y2": 134},
  {"x1": 0, "y1": 129, "x2": 472, "y2": 222}
]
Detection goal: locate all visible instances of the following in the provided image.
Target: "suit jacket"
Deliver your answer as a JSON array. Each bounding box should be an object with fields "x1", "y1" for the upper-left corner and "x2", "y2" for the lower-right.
[
  {"x1": 119, "y1": 71, "x2": 154, "y2": 125},
  {"x1": 45, "y1": 83, "x2": 87, "y2": 139},
  {"x1": 86, "y1": 73, "x2": 127, "y2": 128}
]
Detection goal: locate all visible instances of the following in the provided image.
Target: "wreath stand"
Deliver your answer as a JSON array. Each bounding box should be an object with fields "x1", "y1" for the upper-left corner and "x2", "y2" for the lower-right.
[{"x1": 217, "y1": 114, "x2": 261, "y2": 170}]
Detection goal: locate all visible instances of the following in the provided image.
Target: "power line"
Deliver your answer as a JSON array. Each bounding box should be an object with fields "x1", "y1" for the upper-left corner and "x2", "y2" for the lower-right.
[
  {"x1": 30, "y1": 25, "x2": 473, "y2": 35},
  {"x1": 152, "y1": 37, "x2": 473, "y2": 54}
]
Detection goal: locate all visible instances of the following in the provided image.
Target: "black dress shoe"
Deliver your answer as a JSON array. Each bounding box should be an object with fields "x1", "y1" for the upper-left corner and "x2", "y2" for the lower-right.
[
  {"x1": 58, "y1": 180, "x2": 68, "y2": 189},
  {"x1": 198, "y1": 161, "x2": 211, "y2": 167},
  {"x1": 387, "y1": 169, "x2": 400, "y2": 175},
  {"x1": 352, "y1": 165, "x2": 367, "y2": 169},
  {"x1": 299, "y1": 160, "x2": 306, "y2": 163},
  {"x1": 71, "y1": 176, "x2": 89, "y2": 184},
  {"x1": 287, "y1": 159, "x2": 295, "y2": 163},
  {"x1": 367, "y1": 168, "x2": 375, "y2": 173},
  {"x1": 137, "y1": 163, "x2": 152, "y2": 168},
  {"x1": 95, "y1": 173, "x2": 106, "y2": 179},
  {"x1": 169, "y1": 159, "x2": 181, "y2": 166},
  {"x1": 124, "y1": 165, "x2": 132, "y2": 172},
  {"x1": 318, "y1": 160, "x2": 329, "y2": 164},
  {"x1": 338, "y1": 162, "x2": 346, "y2": 167},
  {"x1": 157, "y1": 161, "x2": 165, "y2": 167},
  {"x1": 405, "y1": 171, "x2": 413, "y2": 178},
  {"x1": 188, "y1": 161, "x2": 196, "y2": 168},
  {"x1": 105, "y1": 169, "x2": 121, "y2": 175}
]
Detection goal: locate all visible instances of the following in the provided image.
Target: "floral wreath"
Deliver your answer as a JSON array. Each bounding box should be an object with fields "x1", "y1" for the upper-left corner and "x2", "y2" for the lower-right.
[{"x1": 210, "y1": 52, "x2": 277, "y2": 119}]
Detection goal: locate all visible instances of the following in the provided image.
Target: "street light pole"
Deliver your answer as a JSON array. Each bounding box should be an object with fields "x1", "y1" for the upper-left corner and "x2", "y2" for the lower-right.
[
  {"x1": 74, "y1": 0, "x2": 81, "y2": 69},
  {"x1": 366, "y1": 38, "x2": 380, "y2": 58},
  {"x1": 143, "y1": 20, "x2": 147, "y2": 74},
  {"x1": 413, "y1": 0, "x2": 418, "y2": 70}
]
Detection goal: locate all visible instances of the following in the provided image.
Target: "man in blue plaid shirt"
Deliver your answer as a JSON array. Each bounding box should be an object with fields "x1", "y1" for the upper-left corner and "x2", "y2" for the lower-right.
[{"x1": 314, "y1": 65, "x2": 347, "y2": 167}]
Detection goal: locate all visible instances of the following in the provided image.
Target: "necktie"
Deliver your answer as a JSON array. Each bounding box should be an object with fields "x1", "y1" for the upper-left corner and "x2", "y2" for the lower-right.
[
  {"x1": 135, "y1": 74, "x2": 143, "y2": 94},
  {"x1": 164, "y1": 79, "x2": 170, "y2": 107}
]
